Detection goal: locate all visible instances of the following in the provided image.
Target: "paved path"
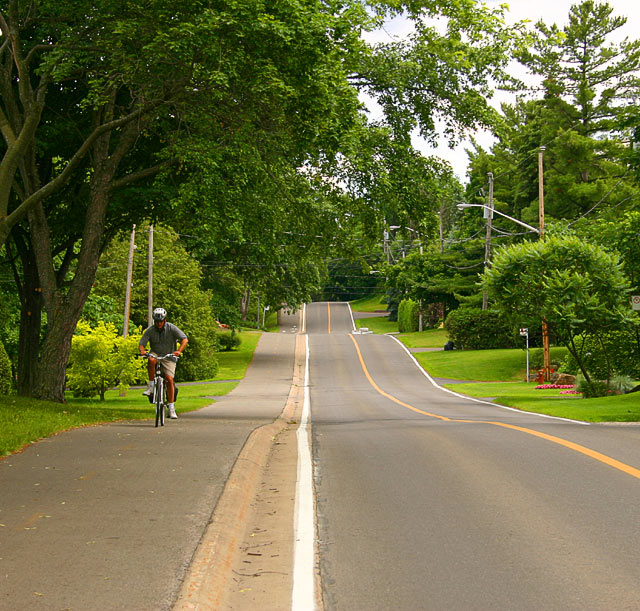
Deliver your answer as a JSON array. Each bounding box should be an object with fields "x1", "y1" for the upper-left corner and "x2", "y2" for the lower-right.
[{"x1": 0, "y1": 317, "x2": 299, "y2": 610}]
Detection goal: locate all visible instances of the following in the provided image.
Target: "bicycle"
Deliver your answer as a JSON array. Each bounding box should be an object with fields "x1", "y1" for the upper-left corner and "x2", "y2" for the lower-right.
[{"x1": 142, "y1": 353, "x2": 179, "y2": 427}]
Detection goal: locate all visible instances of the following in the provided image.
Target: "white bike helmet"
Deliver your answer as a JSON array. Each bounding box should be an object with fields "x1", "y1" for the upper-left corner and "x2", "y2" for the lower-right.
[{"x1": 152, "y1": 307, "x2": 167, "y2": 321}]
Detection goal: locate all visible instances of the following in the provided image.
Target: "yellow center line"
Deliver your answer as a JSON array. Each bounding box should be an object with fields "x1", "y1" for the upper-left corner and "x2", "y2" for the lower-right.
[
  {"x1": 327, "y1": 302, "x2": 331, "y2": 334},
  {"x1": 349, "y1": 334, "x2": 450, "y2": 421},
  {"x1": 349, "y1": 334, "x2": 640, "y2": 482}
]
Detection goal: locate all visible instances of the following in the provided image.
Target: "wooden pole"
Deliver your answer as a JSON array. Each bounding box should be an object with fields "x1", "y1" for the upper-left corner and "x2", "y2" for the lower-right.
[
  {"x1": 482, "y1": 172, "x2": 494, "y2": 310},
  {"x1": 123, "y1": 225, "x2": 136, "y2": 338},
  {"x1": 148, "y1": 224, "x2": 153, "y2": 327},
  {"x1": 539, "y1": 147, "x2": 551, "y2": 381}
]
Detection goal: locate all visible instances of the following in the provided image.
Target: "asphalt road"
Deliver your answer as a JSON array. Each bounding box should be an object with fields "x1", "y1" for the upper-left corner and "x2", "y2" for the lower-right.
[
  {"x1": 0, "y1": 314, "x2": 300, "y2": 611},
  {"x1": 309, "y1": 302, "x2": 640, "y2": 610}
]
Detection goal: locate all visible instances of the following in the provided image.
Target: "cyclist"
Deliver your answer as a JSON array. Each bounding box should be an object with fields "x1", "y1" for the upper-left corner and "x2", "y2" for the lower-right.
[{"x1": 138, "y1": 307, "x2": 188, "y2": 419}]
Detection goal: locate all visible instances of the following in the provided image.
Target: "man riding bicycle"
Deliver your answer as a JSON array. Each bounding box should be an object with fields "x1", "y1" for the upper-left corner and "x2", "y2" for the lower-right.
[{"x1": 138, "y1": 307, "x2": 188, "y2": 419}]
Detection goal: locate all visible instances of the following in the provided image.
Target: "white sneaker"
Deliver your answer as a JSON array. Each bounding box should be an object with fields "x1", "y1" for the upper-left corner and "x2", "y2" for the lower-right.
[
  {"x1": 168, "y1": 404, "x2": 178, "y2": 419},
  {"x1": 142, "y1": 380, "x2": 154, "y2": 396}
]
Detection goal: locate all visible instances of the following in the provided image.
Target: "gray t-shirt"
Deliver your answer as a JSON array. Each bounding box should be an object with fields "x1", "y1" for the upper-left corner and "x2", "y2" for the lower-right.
[{"x1": 139, "y1": 322, "x2": 187, "y2": 356}]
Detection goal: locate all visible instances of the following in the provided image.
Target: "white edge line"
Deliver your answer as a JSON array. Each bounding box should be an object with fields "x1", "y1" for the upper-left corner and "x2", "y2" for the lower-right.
[
  {"x1": 292, "y1": 333, "x2": 316, "y2": 610},
  {"x1": 385, "y1": 334, "x2": 589, "y2": 426},
  {"x1": 347, "y1": 302, "x2": 356, "y2": 332}
]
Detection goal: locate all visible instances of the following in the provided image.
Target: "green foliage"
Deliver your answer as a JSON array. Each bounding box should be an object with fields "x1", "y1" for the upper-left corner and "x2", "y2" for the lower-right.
[
  {"x1": 217, "y1": 331, "x2": 242, "y2": 352},
  {"x1": 93, "y1": 224, "x2": 218, "y2": 382},
  {"x1": 398, "y1": 299, "x2": 419, "y2": 333},
  {"x1": 444, "y1": 307, "x2": 515, "y2": 350},
  {"x1": 484, "y1": 235, "x2": 632, "y2": 383},
  {"x1": 385, "y1": 246, "x2": 483, "y2": 321},
  {"x1": 67, "y1": 321, "x2": 147, "y2": 401},
  {"x1": 0, "y1": 340, "x2": 13, "y2": 394},
  {"x1": 557, "y1": 328, "x2": 640, "y2": 380},
  {"x1": 575, "y1": 376, "x2": 610, "y2": 399}
]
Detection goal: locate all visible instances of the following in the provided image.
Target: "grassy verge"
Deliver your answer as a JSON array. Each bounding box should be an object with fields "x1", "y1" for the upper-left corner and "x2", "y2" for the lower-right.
[
  {"x1": 411, "y1": 346, "x2": 640, "y2": 422},
  {"x1": 214, "y1": 331, "x2": 262, "y2": 380},
  {"x1": 397, "y1": 328, "x2": 448, "y2": 348},
  {"x1": 442, "y1": 381, "x2": 640, "y2": 422},
  {"x1": 412, "y1": 347, "x2": 568, "y2": 382},
  {"x1": 350, "y1": 294, "x2": 388, "y2": 312},
  {"x1": 0, "y1": 331, "x2": 262, "y2": 456},
  {"x1": 355, "y1": 316, "x2": 398, "y2": 334}
]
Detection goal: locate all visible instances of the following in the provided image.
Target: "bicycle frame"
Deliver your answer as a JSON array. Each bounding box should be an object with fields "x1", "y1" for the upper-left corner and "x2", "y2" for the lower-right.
[{"x1": 142, "y1": 353, "x2": 178, "y2": 427}]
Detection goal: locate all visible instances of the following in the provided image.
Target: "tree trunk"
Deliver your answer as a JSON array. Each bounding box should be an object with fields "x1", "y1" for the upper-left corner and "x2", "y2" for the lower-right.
[
  {"x1": 28, "y1": 159, "x2": 113, "y2": 402},
  {"x1": 8, "y1": 232, "x2": 43, "y2": 395}
]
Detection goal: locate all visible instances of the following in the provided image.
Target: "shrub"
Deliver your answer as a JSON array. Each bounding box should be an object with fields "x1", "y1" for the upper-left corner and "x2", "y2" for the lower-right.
[
  {"x1": 558, "y1": 329, "x2": 640, "y2": 380},
  {"x1": 218, "y1": 331, "x2": 242, "y2": 351},
  {"x1": 0, "y1": 340, "x2": 12, "y2": 394},
  {"x1": 398, "y1": 299, "x2": 419, "y2": 333},
  {"x1": 67, "y1": 321, "x2": 147, "y2": 400},
  {"x1": 444, "y1": 307, "x2": 515, "y2": 350},
  {"x1": 609, "y1": 375, "x2": 636, "y2": 394},
  {"x1": 575, "y1": 375, "x2": 611, "y2": 399}
]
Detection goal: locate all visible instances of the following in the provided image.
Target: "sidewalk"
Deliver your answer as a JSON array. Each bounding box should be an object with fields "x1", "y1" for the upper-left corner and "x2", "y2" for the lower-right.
[{"x1": 0, "y1": 332, "x2": 296, "y2": 611}]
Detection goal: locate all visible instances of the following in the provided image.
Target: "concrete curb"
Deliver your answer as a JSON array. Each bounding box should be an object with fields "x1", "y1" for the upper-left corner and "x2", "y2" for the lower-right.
[{"x1": 174, "y1": 334, "x2": 306, "y2": 610}]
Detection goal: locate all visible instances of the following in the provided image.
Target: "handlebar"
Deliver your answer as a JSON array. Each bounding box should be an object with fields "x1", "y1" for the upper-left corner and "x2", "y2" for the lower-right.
[{"x1": 141, "y1": 353, "x2": 180, "y2": 363}]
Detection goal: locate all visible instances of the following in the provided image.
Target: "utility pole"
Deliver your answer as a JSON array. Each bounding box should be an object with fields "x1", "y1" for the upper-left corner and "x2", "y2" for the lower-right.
[
  {"x1": 384, "y1": 230, "x2": 390, "y2": 264},
  {"x1": 482, "y1": 172, "x2": 494, "y2": 310},
  {"x1": 148, "y1": 224, "x2": 154, "y2": 326},
  {"x1": 539, "y1": 146, "x2": 551, "y2": 381},
  {"x1": 123, "y1": 225, "x2": 136, "y2": 338}
]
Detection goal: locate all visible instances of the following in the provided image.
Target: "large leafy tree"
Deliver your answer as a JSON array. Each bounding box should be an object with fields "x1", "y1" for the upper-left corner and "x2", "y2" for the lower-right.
[
  {"x1": 0, "y1": 0, "x2": 524, "y2": 401},
  {"x1": 483, "y1": 235, "x2": 632, "y2": 385},
  {"x1": 466, "y1": 0, "x2": 640, "y2": 227},
  {"x1": 0, "y1": 0, "x2": 370, "y2": 400}
]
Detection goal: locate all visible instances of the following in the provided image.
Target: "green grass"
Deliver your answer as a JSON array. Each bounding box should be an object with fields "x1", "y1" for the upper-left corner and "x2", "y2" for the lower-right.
[
  {"x1": 350, "y1": 294, "x2": 388, "y2": 312},
  {"x1": 411, "y1": 346, "x2": 640, "y2": 422},
  {"x1": 0, "y1": 330, "x2": 262, "y2": 457},
  {"x1": 355, "y1": 316, "x2": 398, "y2": 334},
  {"x1": 413, "y1": 347, "x2": 568, "y2": 382},
  {"x1": 214, "y1": 331, "x2": 261, "y2": 380},
  {"x1": 397, "y1": 328, "x2": 449, "y2": 348},
  {"x1": 443, "y1": 381, "x2": 640, "y2": 423}
]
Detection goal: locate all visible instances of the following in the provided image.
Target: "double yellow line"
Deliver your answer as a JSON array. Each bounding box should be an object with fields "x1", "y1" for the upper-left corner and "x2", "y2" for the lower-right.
[{"x1": 349, "y1": 334, "x2": 640, "y2": 482}]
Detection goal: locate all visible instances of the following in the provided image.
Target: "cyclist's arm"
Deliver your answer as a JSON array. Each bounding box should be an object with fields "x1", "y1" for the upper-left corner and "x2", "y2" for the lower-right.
[
  {"x1": 173, "y1": 337, "x2": 188, "y2": 357},
  {"x1": 139, "y1": 328, "x2": 151, "y2": 356}
]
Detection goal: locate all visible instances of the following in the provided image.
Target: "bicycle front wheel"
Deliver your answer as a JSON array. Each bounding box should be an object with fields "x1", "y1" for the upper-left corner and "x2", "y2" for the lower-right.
[{"x1": 155, "y1": 378, "x2": 164, "y2": 427}]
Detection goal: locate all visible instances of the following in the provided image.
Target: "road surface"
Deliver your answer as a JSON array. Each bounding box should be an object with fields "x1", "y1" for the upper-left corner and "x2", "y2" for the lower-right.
[{"x1": 308, "y1": 302, "x2": 640, "y2": 610}]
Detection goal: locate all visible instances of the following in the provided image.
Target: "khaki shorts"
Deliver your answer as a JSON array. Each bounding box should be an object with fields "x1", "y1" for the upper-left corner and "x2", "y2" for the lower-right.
[{"x1": 150, "y1": 353, "x2": 177, "y2": 378}]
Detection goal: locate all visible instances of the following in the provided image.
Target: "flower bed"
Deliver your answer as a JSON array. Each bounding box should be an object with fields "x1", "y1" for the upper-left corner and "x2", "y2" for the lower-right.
[{"x1": 535, "y1": 384, "x2": 575, "y2": 390}]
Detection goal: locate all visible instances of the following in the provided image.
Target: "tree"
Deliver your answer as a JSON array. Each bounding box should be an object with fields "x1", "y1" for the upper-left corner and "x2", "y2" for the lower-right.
[
  {"x1": 483, "y1": 235, "x2": 632, "y2": 386},
  {"x1": 67, "y1": 321, "x2": 146, "y2": 401},
  {"x1": 1, "y1": 0, "x2": 370, "y2": 400},
  {"x1": 92, "y1": 224, "x2": 218, "y2": 382},
  {"x1": 0, "y1": 1, "x2": 526, "y2": 401}
]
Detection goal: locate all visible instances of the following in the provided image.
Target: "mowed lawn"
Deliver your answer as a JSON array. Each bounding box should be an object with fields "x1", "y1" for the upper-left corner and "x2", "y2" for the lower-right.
[{"x1": 0, "y1": 331, "x2": 262, "y2": 456}]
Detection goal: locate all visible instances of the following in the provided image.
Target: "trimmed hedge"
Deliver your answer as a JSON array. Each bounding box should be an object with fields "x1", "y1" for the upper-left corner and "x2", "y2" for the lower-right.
[
  {"x1": 398, "y1": 299, "x2": 419, "y2": 333},
  {"x1": 444, "y1": 307, "x2": 515, "y2": 350}
]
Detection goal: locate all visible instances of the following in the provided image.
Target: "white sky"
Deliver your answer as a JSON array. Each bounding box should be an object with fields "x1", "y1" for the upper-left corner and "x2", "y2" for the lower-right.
[{"x1": 365, "y1": 0, "x2": 640, "y2": 182}]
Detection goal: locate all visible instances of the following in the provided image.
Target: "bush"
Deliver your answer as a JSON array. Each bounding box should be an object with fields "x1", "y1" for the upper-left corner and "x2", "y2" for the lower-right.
[
  {"x1": 67, "y1": 321, "x2": 147, "y2": 400},
  {"x1": 444, "y1": 307, "x2": 515, "y2": 350},
  {"x1": 576, "y1": 377, "x2": 610, "y2": 399},
  {"x1": 398, "y1": 299, "x2": 419, "y2": 333},
  {"x1": 0, "y1": 340, "x2": 13, "y2": 394},
  {"x1": 558, "y1": 329, "x2": 640, "y2": 380},
  {"x1": 218, "y1": 331, "x2": 241, "y2": 351}
]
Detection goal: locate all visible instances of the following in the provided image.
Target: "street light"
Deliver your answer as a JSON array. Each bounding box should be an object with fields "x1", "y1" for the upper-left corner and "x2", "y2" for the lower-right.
[{"x1": 456, "y1": 203, "x2": 540, "y2": 235}]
